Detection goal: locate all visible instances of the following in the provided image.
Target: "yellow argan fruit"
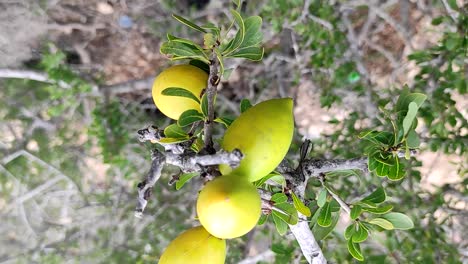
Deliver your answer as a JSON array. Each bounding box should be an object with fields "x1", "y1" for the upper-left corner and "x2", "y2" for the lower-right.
[
  {"x1": 152, "y1": 64, "x2": 208, "y2": 120},
  {"x1": 219, "y1": 98, "x2": 294, "y2": 182},
  {"x1": 196, "y1": 174, "x2": 261, "y2": 239},
  {"x1": 159, "y1": 226, "x2": 226, "y2": 264}
]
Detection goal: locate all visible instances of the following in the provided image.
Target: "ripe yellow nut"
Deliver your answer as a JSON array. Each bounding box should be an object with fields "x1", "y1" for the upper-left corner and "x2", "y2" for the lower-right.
[
  {"x1": 152, "y1": 64, "x2": 208, "y2": 120},
  {"x1": 196, "y1": 174, "x2": 261, "y2": 239},
  {"x1": 219, "y1": 98, "x2": 294, "y2": 182},
  {"x1": 159, "y1": 226, "x2": 226, "y2": 264}
]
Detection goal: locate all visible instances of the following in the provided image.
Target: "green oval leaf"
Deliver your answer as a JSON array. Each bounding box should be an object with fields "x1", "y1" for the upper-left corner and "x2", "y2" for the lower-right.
[
  {"x1": 214, "y1": 117, "x2": 234, "y2": 127},
  {"x1": 313, "y1": 211, "x2": 340, "y2": 241},
  {"x1": 368, "y1": 218, "x2": 394, "y2": 230},
  {"x1": 317, "y1": 188, "x2": 327, "y2": 208},
  {"x1": 271, "y1": 193, "x2": 288, "y2": 204},
  {"x1": 362, "y1": 187, "x2": 386, "y2": 204},
  {"x1": 161, "y1": 87, "x2": 201, "y2": 104},
  {"x1": 317, "y1": 201, "x2": 332, "y2": 227},
  {"x1": 223, "y1": 10, "x2": 245, "y2": 54},
  {"x1": 160, "y1": 41, "x2": 209, "y2": 64},
  {"x1": 272, "y1": 203, "x2": 298, "y2": 225},
  {"x1": 382, "y1": 212, "x2": 414, "y2": 230},
  {"x1": 201, "y1": 93, "x2": 208, "y2": 117},
  {"x1": 240, "y1": 98, "x2": 252, "y2": 113},
  {"x1": 175, "y1": 172, "x2": 199, "y2": 190},
  {"x1": 344, "y1": 223, "x2": 355, "y2": 240},
  {"x1": 159, "y1": 137, "x2": 190, "y2": 144},
  {"x1": 164, "y1": 124, "x2": 188, "y2": 139},
  {"x1": 291, "y1": 192, "x2": 311, "y2": 217},
  {"x1": 402, "y1": 102, "x2": 418, "y2": 136},
  {"x1": 257, "y1": 214, "x2": 268, "y2": 226},
  {"x1": 361, "y1": 204, "x2": 393, "y2": 214},
  {"x1": 172, "y1": 14, "x2": 207, "y2": 33},
  {"x1": 347, "y1": 239, "x2": 364, "y2": 261},
  {"x1": 227, "y1": 46, "x2": 264, "y2": 61},
  {"x1": 177, "y1": 109, "x2": 204, "y2": 127},
  {"x1": 350, "y1": 205, "x2": 362, "y2": 220},
  {"x1": 272, "y1": 213, "x2": 288, "y2": 235},
  {"x1": 352, "y1": 222, "x2": 368, "y2": 243},
  {"x1": 241, "y1": 16, "x2": 263, "y2": 48}
]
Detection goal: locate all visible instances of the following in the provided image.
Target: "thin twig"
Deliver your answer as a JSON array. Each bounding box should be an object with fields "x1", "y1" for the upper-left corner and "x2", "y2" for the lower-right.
[
  {"x1": 135, "y1": 150, "x2": 166, "y2": 218},
  {"x1": 203, "y1": 50, "x2": 220, "y2": 152}
]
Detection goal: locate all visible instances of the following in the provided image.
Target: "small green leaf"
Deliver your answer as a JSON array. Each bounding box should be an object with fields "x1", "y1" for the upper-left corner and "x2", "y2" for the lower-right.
[
  {"x1": 317, "y1": 188, "x2": 327, "y2": 207},
  {"x1": 177, "y1": 110, "x2": 204, "y2": 127},
  {"x1": 159, "y1": 137, "x2": 190, "y2": 144},
  {"x1": 350, "y1": 205, "x2": 362, "y2": 220},
  {"x1": 272, "y1": 213, "x2": 288, "y2": 235},
  {"x1": 291, "y1": 192, "x2": 311, "y2": 217},
  {"x1": 362, "y1": 187, "x2": 386, "y2": 204},
  {"x1": 382, "y1": 212, "x2": 414, "y2": 230},
  {"x1": 191, "y1": 135, "x2": 204, "y2": 152},
  {"x1": 201, "y1": 22, "x2": 220, "y2": 36},
  {"x1": 271, "y1": 193, "x2": 288, "y2": 204},
  {"x1": 254, "y1": 172, "x2": 281, "y2": 187},
  {"x1": 240, "y1": 16, "x2": 263, "y2": 48},
  {"x1": 361, "y1": 204, "x2": 393, "y2": 214},
  {"x1": 357, "y1": 200, "x2": 378, "y2": 208},
  {"x1": 269, "y1": 174, "x2": 287, "y2": 187},
  {"x1": 214, "y1": 117, "x2": 234, "y2": 127},
  {"x1": 164, "y1": 124, "x2": 188, "y2": 139},
  {"x1": 189, "y1": 60, "x2": 210, "y2": 74},
  {"x1": 387, "y1": 156, "x2": 405, "y2": 181},
  {"x1": 406, "y1": 130, "x2": 420, "y2": 148},
  {"x1": 272, "y1": 203, "x2": 298, "y2": 225},
  {"x1": 347, "y1": 239, "x2": 364, "y2": 261},
  {"x1": 172, "y1": 14, "x2": 207, "y2": 33},
  {"x1": 317, "y1": 201, "x2": 332, "y2": 227},
  {"x1": 223, "y1": 10, "x2": 245, "y2": 54},
  {"x1": 312, "y1": 211, "x2": 340, "y2": 241},
  {"x1": 201, "y1": 93, "x2": 209, "y2": 117},
  {"x1": 240, "y1": 99, "x2": 252, "y2": 113},
  {"x1": 395, "y1": 90, "x2": 427, "y2": 117},
  {"x1": 160, "y1": 41, "x2": 209, "y2": 64},
  {"x1": 227, "y1": 47, "x2": 264, "y2": 61},
  {"x1": 329, "y1": 199, "x2": 341, "y2": 212},
  {"x1": 257, "y1": 214, "x2": 268, "y2": 225},
  {"x1": 369, "y1": 218, "x2": 394, "y2": 230},
  {"x1": 344, "y1": 223, "x2": 355, "y2": 240},
  {"x1": 166, "y1": 34, "x2": 206, "y2": 54},
  {"x1": 352, "y1": 222, "x2": 368, "y2": 243},
  {"x1": 161, "y1": 87, "x2": 201, "y2": 103},
  {"x1": 402, "y1": 102, "x2": 418, "y2": 136},
  {"x1": 175, "y1": 172, "x2": 199, "y2": 190},
  {"x1": 215, "y1": 48, "x2": 225, "y2": 76}
]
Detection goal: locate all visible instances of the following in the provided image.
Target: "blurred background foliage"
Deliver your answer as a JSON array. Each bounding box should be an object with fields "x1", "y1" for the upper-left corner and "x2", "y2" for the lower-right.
[{"x1": 0, "y1": 0, "x2": 466, "y2": 263}]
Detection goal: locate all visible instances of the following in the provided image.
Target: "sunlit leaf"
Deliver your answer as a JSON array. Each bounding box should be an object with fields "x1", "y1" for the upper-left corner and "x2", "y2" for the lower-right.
[
  {"x1": 382, "y1": 212, "x2": 414, "y2": 230},
  {"x1": 369, "y1": 218, "x2": 394, "y2": 230},
  {"x1": 291, "y1": 192, "x2": 311, "y2": 217}
]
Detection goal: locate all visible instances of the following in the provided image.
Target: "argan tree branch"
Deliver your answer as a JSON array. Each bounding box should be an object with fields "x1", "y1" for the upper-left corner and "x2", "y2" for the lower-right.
[
  {"x1": 289, "y1": 220, "x2": 327, "y2": 264},
  {"x1": 135, "y1": 150, "x2": 166, "y2": 218},
  {"x1": 203, "y1": 50, "x2": 220, "y2": 152}
]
